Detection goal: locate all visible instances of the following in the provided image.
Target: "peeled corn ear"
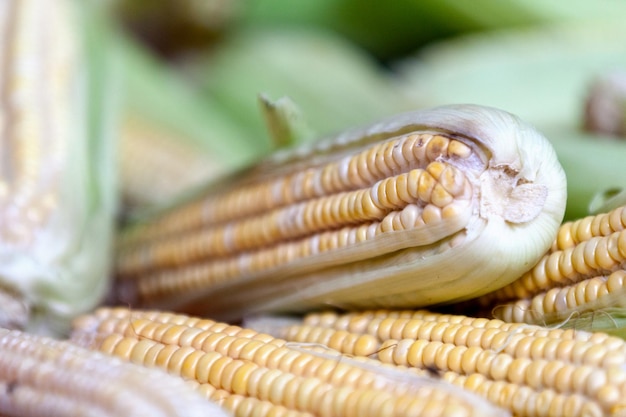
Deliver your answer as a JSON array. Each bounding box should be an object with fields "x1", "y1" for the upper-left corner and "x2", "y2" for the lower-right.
[
  {"x1": 114, "y1": 105, "x2": 567, "y2": 321},
  {"x1": 0, "y1": 0, "x2": 117, "y2": 335}
]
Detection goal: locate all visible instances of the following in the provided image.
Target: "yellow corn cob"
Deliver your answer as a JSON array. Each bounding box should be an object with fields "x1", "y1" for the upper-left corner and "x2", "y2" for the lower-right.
[
  {"x1": 253, "y1": 309, "x2": 626, "y2": 416},
  {"x1": 113, "y1": 105, "x2": 567, "y2": 320},
  {"x1": 476, "y1": 205, "x2": 626, "y2": 331},
  {"x1": 0, "y1": 327, "x2": 230, "y2": 417},
  {"x1": 72, "y1": 307, "x2": 509, "y2": 417}
]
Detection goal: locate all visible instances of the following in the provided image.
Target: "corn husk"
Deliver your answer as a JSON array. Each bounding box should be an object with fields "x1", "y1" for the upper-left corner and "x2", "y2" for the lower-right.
[
  {"x1": 187, "y1": 27, "x2": 418, "y2": 142},
  {"x1": 113, "y1": 34, "x2": 266, "y2": 214},
  {"x1": 239, "y1": 0, "x2": 626, "y2": 60}
]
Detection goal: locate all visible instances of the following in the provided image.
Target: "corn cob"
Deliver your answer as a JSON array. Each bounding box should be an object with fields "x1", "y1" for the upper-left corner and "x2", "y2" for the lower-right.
[
  {"x1": 584, "y1": 70, "x2": 626, "y2": 139},
  {"x1": 0, "y1": 326, "x2": 231, "y2": 417},
  {"x1": 476, "y1": 204, "x2": 626, "y2": 333},
  {"x1": 0, "y1": 0, "x2": 116, "y2": 334},
  {"x1": 71, "y1": 307, "x2": 508, "y2": 417},
  {"x1": 113, "y1": 105, "x2": 567, "y2": 321},
  {"x1": 252, "y1": 309, "x2": 626, "y2": 416}
]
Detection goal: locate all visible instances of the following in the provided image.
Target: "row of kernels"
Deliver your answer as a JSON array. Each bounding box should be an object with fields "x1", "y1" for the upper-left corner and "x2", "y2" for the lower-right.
[
  {"x1": 119, "y1": 133, "x2": 477, "y2": 248},
  {"x1": 552, "y1": 205, "x2": 626, "y2": 252},
  {"x1": 495, "y1": 270, "x2": 626, "y2": 325},
  {"x1": 377, "y1": 338, "x2": 624, "y2": 411},
  {"x1": 126, "y1": 195, "x2": 473, "y2": 304},
  {"x1": 282, "y1": 325, "x2": 380, "y2": 357},
  {"x1": 446, "y1": 372, "x2": 603, "y2": 417},
  {"x1": 97, "y1": 332, "x2": 476, "y2": 417},
  {"x1": 486, "y1": 230, "x2": 626, "y2": 303},
  {"x1": 118, "y1": 161, "x2": 472, "y2": 278}
]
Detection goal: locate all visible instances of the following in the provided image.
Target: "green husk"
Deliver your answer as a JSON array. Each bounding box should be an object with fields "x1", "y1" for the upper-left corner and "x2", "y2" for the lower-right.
[
  {"x1": 588, "y1": 189, "x2": 626, "y2": 215},
  {"x1": 239, "y1": 0, "x2": 626, "y2": 60},
  {"x1": 113, "y1": 32, "x2": 268, "y2": 213},
  {"x1": 258, "y1": 94, "x2": 316, "y2": 148},
  {"x1": 542, "y1": 129, "x2": 626, "y2": 219},
  {"x1": 559, "y1": 308, "x2": 626, "y2": 338},
  {"x1": 188, "y1": 27, "x2": 418, "y2": 142},
  {"x1": 397, "y1": 20, "x2": 626, "y2": 133}
]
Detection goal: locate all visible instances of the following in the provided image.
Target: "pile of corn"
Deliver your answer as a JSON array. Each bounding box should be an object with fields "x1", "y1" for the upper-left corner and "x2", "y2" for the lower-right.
[{"x1": 3, "y1": 0, "x2": 626, "y2": 416}]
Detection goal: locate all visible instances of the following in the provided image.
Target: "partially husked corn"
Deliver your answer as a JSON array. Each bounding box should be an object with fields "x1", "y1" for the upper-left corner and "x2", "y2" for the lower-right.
[
  {"x1": 72, "y1": 307, "x2": 509, "y2": 417},
  {"x1": 258, "y1": 309, "x2": 626, "y2": 416},
  {"x1": 0, "y1": 327, "x2": 230, "y2": 417},
  {"x1": 114, "y1": 105, "x2": 567, "y2": 321}
]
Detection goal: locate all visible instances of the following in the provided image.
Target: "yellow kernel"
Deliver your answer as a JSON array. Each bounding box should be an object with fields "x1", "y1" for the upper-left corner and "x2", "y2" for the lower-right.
[{"x1": 447, "y1": 139, "x2": 472, "y2": 159}]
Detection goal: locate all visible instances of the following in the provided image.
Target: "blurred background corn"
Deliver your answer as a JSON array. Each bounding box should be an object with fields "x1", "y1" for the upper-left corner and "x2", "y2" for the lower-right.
[
  {"x1": 112, "y1": 34, "x2": 263, "y2": 215},
  {"x1": 0, "y1": 0, "x2": 117, "y2": 335},
  {"x1": 0, "y1": 326, "x2": 230, "y2": 417},
  {"x1": 584, "y1": 70, "x2": 626, "y2": 139}
]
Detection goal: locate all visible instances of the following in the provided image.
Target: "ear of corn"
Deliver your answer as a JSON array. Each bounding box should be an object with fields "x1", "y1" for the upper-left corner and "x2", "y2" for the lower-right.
[
  {"x1": 477, "y1": 204, "x2": 626, "y2": 336},
  {"x1": 0, "y1": 0, "x2": 117, "y2": 335},
  {"x1": 112, "y1": 105, "x2": 567, "y2": 321},
  {"x1": 247, "y1": 308, "x2": 626, "y2": 416},
  {"x1": 71, "y1": 307, "x2": 510, "y2": 417},
  {"x1": 0, "y1": 326, "x2": 231, "y2": 417}
]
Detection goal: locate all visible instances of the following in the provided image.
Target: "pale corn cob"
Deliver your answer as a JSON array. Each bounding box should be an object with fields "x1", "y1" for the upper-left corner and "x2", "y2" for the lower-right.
[
  {"x1": 0, "y1": 0, "x2": 116, "y2": 334},
  {"x1": 72, "y1": 307, "x2": 509, "y2": 417},
  {"x1": 584, "y1": 70, "x2": 626, "y2": 138},
  {"x1": 257, "y1": 309, "x2": 626, "y2": 416},
  {"x1": 113, "y1": 33, "x2": 265, "y2": 213},
  {"x1": 119, "y1": 117, "x2": 225, "y2": 211},
  {"x1": 113, "y1": 105, "x2": 567, "y2": 320},
  {"x1": 478, "y1": 205, "x2": 626, "y2": 330},
  {"x1": 0, "y1": 327, "x2": 230, "y2": 417}
]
